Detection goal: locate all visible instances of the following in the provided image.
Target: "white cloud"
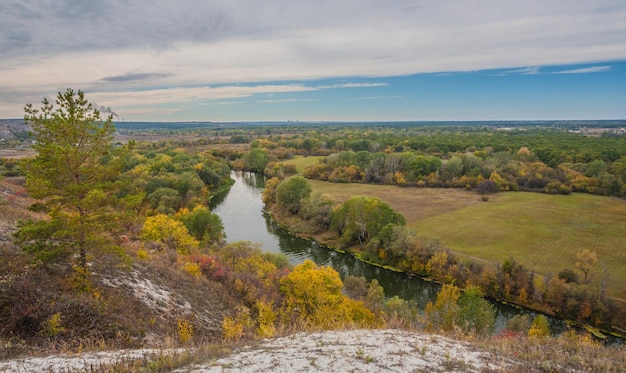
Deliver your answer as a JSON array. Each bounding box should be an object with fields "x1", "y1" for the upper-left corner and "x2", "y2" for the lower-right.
[
  {"x1": 88, "y1": 85, "x2": 318, "y2": 108},
  {"x1": 494, "y1": 67, "x2": 541, "y2": 76},
  {"x1": 1, "y1": 1, "x2": 625, "y2": 118},
  {"x1": 552, "y1": 66, "x2": 613, "y2": 74},
  {"x1": 255, "y1": 98, "x2": 319, "y2": 104},
  {"x1": 353, "y1": 96, "x2": 405, "y2": 101}
]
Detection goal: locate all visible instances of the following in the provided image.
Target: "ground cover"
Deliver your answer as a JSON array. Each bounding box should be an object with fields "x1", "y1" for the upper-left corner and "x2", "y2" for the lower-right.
[
  {"x1": 279, "y1": 155, "x2": 325, "y2": 174},
  {"x1": 308, "y1": 180, "x2": 626, "y2": 298}
]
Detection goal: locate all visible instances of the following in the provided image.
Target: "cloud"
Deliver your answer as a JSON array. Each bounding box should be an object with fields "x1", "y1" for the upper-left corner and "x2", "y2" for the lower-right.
[
  {"x1": 255, "y1": 98, "x2": 319, "y2": 104},
  {"x1": 494, "y1": 67, "x2": 541, "y2": 76},
  {"x1": 100, "y1": 73, "x2": 173, "y2": 83},
  {"x1": 1, "y1": 1, "x2": 626, "y2": 118},
  {"x1": 552, "y1": 66, "x2": 613, "y2": 74},
  {"x1": 353, "y1": 96, "x2": 405, "y2": 101}
]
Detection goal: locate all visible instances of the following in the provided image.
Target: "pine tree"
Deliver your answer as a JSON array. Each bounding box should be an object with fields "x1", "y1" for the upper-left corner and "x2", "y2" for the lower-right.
[{"x1": 18, "y1": 89, "x2": 128, "y2": 283}]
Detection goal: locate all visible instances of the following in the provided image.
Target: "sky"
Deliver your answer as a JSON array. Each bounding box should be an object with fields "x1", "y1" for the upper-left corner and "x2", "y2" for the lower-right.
[{"x1": 1, "y1": 0, "x2": 625, "y2": 122}]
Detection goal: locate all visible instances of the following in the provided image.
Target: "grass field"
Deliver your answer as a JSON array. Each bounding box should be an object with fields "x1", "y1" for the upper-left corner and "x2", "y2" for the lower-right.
[
  {"x1": 308, "y1": 180, "x2": 626, "y2": 298},
  {"x1": 278, "y1": 155, "x2": 325, "y2": 174}
]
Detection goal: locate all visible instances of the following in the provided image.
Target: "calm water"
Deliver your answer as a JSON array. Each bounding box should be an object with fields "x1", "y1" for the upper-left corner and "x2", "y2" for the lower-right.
[{"x1": 211, "y1": 171, "x2": 563, "y2": 332}]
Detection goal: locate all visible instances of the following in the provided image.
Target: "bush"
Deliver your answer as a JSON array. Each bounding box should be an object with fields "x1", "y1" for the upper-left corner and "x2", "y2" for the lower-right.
[
  {"x1": 476, "y1": 179, "x2": 499, "y2": 195},
  {"x1": 528, "y1": 314, "x2": 550, "y2": 337},
  {"x1": 276, "y1": 176, "x2": 312, "y2": 215},
  {"x1": 558, "y1": 269, "x2": 579, "y2": 284}
]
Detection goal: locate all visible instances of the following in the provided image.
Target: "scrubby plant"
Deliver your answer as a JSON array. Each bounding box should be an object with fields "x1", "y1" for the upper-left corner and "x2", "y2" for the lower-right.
[{"x1": 528, "y1": 314, "x2": 550, "y2": 337}]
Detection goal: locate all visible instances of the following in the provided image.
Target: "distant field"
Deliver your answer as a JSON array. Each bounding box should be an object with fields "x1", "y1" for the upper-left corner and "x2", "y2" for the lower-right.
[
  {"x1": 308, "y1": 180, "x2": 626, "y2": 298},
  {"x1": 279, "y1": 155, "x2": 325, "y2": 174}
]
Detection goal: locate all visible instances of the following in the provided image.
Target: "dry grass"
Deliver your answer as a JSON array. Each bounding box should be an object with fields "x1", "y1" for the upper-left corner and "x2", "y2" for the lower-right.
[
  {"x1": 483, "y1": 331, "x2": 626, "y2": 372},
  {"x1": 0, "y1": 177, "x2": 46, "y2": 236},
  {"x1": 308, "y1": 180, "x2": 626, "y2": 298},
  {"x1": 0, "y1": 148, "x2": 36, "y2": 159}
]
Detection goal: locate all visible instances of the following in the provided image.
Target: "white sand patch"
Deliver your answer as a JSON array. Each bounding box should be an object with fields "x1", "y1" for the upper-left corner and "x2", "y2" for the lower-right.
[
  {"x1": 100, "y1": 269, "x2": 192, "y2": 313},
  {"x1": 179, "y1": 329, "x2": 510, "y2": 372},
  {"x1": 0, "y1": 348, "x2": 183, "y2": 373}
]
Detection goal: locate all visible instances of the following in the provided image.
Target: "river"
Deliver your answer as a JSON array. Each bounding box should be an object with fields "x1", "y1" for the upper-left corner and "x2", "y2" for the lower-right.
[{"x1": 210, "y1": 171, "x2": 563, "y2": 332}]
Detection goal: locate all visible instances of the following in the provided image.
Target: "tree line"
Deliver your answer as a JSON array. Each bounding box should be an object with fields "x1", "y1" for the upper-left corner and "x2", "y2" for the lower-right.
[{"x1": 264, "y1": 175, "x2": 626, "y2": 335}]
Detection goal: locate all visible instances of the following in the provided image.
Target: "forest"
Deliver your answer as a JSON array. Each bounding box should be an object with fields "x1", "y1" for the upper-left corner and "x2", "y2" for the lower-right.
[{"x1": 0, "y1": 90, "x2": 625, "y2": 370}]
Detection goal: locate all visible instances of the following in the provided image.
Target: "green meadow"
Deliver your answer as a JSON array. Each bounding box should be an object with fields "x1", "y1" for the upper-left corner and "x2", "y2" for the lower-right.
[
  {"x1": 279, "y1": 155, "x2": 325, "y2": 174},
  {"x1": 307, "y1": 179, "x2": 626, "y2": 298}
]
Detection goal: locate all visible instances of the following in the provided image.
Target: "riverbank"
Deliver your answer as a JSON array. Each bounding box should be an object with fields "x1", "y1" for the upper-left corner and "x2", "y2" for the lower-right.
[{"x1": 265, "y1": 203, "x2": 626, "y2": 340}]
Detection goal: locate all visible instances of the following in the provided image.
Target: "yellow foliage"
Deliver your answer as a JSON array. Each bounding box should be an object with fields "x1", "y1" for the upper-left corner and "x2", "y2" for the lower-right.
[
  {"x1": 43, "y1": 312, "x2": 66, "y2": 337},
  {"x1": 424, "y1": 283, "x2": 460, "y2": 332},
  {"x1": 136, "y1": 248, "x2": 149, "y2": 261},
  {"x1": 255, "y1": 300, "x2": 277, "y2": 338},
  {"x1": 140, "y1": 214, "x2": 199, "y2": 254},
  {"x1": 280, "y1": 260, "x2": 377, "y2": 328},
  {"x1": 518, "y1": 287, "x2": 528, "y2": 304},
  {"x1": 528, "y1": 315, "x2": 550, "y2": 337},
  {"x1": 177, "y1": 319, "x2": 194, "y2": 344},
  {"x1": 426, "y1": 251, "x2": 448, "y2": 276},
  {"x1": 183, "y1": 262, "x2": 202, "y2": 278},
  {"x1": 393, "y1": 171, "x2": 406, "y2": 186},
  {"x1": 175, "y1": 207, "x2": 190, "y2": 217},
  {"x1": 222, "y1": 317, "x2": 244, "y2": 342}
]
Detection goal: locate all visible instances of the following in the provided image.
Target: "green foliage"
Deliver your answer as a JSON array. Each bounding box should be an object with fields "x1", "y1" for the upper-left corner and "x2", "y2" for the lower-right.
[
  {"x1": 331, "y1": 195, "x2": 406, "y2": 248},
  {"x1": 424, "y1": 283, "x2": 461, "y2": 332},
  {"x1": 42, "y1": 312, "x2": 66, "y2": 337},
  {"x1": 528, "y1": 314, "x2": 551, "y2": 337},
  {"x1": 456, "y1": 286, "x2": 496, "y2": 336},
  {"x1": 20, "y1": 89, "x2": 129, "y2": 274},
  {"x1": 365, "y1": 279, "x2": 385, "y2": 313},
  {"x1": 275, "y1": 176, "x2": 312, "y2": 214},
  {"x1": 300, "y1": 192, "x2": 334, "y2": 231},
  {"x1": 244, "y1": 148, "x2": 270, "y2": 172},
  {"x1": 505, "y1": 314, "x2": 531, "y2": 333},
  {"x1": 177, "y1": 205, "x2": 224, "y2": 245},
  {"x1": 558, "y1": 268, "x2": 579, "y2": 284},
  {"x1": 383, "y1": 296, "x2": 421, "y2": 327},
  {"x1": 147, "y1": 187, "x2": 181, "y2": 215}
]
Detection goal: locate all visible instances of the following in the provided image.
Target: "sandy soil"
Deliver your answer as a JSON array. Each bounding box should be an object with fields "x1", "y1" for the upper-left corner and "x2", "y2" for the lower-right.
[
  {"x1": 180, "y1": 329, "x2": 509, "y2": 373},
  {"x1": 0, "y1": 329, "x2": 514, "y2": 372}
]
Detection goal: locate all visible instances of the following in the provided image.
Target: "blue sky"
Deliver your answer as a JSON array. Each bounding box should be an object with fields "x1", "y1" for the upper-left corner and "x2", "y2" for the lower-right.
[{"x1": 1, "y1": 1, "x2": 625, "y2": 122}]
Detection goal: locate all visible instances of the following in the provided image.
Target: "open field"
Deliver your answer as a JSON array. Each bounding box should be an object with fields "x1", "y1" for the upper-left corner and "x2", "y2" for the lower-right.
[
  {"x1": 308, "y1": 180, "x2": 626, "y2": 297},
  {"x1": 0, "y1": 148, "x2": 35, "y2": 159},
  {"x1": 279, "y1": 155, "x2": 325, "y2": 174}
]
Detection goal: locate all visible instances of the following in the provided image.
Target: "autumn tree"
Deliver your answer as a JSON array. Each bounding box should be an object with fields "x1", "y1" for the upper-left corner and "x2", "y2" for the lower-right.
[
  {"x1": 528, "y1": 314, "x2": 550, "y2": 337},
  {"x1": 244, "y1": 148, "x2": 270, "y2": 173},
  {"x1": 279, "y1": 260, "x2": 377, "y2": 328},
  {"x1": 424, "y1": 283, "x2": 461, "y2": 332},
  {"x1": 575, "y1": 249, "x2": 598, "y2": 284},
  {"x1": 456, "y1": 286, "x2": 496, "y2": 336},
  {"x1": 140, "y1": 214, "x2": 199, "y2": 254},
  {"x1": 18, "y1": 89, "x2": 130, "y2": 279},
  {"x1": 275, "y1": 176, "x2": 312, "y2": 214},
  {"x1": 177, "y1": 205, "x2": 224, "y2": 245},
  {"x1": 331, "y1": 195, "x2": 405, "y2": 248}
]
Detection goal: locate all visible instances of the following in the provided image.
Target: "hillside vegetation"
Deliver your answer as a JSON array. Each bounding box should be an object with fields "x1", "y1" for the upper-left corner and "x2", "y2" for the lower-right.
[{"x1": 1, "y1": 95, "x2": 625, "y2": 370}]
